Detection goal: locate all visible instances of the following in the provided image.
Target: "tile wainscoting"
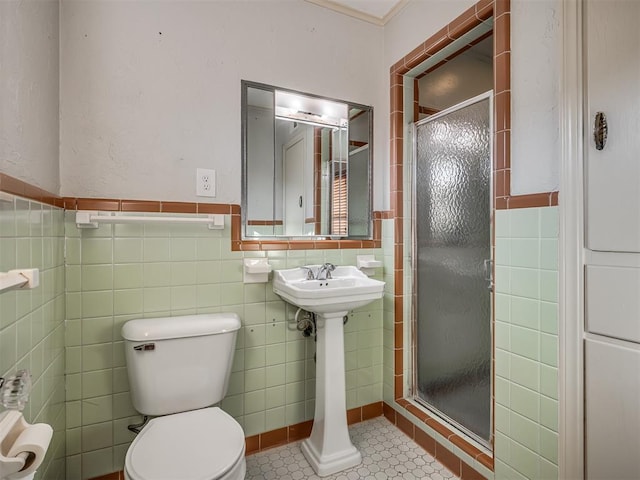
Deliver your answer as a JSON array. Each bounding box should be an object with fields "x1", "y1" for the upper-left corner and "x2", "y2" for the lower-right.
[
  {"x1": 493, "y1": 206, "x2": 559, "y2": 479},
  {"x1": 0, "y1": 172, "x2": 391, "y2": 480},
  {"x1": 0, "y1": 193, "x2": 66, "y2": 479},
  {"x1": 63, "y1": 209, "x2": 389, "y2": 479}
]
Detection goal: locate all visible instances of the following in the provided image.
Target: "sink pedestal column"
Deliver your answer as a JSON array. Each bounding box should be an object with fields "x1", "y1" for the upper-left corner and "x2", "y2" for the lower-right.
[{"x1": 301, "y1": 310, "x2": 361, "y2": 477}]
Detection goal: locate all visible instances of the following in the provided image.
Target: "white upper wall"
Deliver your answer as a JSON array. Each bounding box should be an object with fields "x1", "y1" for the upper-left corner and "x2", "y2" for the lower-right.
[
  {"x1": 0, "y1": 0, "x2": 60, "y2": 194},
  {"x1": 383, "y1": 0, "x2": 476, "y2": 69},
  {"x1": 47, "y1": 0, "x2": 559, "y2": 205},
  {"x1": 59, "y1": 0, "x2": 385, "y2": 207},
  {"x1": 510, "y1": 0, "x2": 560, "y2": 195},
  {"x1": 384, "y1": 0, "x2": 560, "y2": 196},
  {"x1": 382, "y1": 0, "x2": 476, "y2": 210}
]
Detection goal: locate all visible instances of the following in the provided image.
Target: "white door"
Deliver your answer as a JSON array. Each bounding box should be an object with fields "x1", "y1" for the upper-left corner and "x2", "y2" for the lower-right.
[
  {"x1": 584, "y1": 1, "x2": 640, "y2": 478},
  {"x1": 585, "y1": 0, "x2": 640, "y2": 252},
  {"x1": 585, "y1": 337, "x2": 640, "y2": 479},
  {"x1": 283, "y1": 135, "x2": 306, "y2": 236}
]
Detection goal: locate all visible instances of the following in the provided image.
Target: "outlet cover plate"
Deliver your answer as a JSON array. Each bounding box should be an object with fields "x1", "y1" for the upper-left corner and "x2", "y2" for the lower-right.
[{"x1": 196, "y1": 168, "x2": 216, "y2": 197}]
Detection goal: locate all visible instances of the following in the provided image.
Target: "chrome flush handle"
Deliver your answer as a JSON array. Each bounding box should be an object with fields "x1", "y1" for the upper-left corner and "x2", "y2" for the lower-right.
[{"x1": 594, "y1": 112, "x2": 608, "y2": 151}]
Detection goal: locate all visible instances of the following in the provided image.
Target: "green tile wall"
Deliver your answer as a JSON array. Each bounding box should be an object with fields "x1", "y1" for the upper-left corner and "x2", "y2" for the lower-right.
[
  {"x1": 63, "y1": 212, "x2": 385, "y2": 479},
  {"x1": 0, "y1": 194, "x2": 66, "y2": 480},
  {"x1": 494, "y1": 206, "x2": 559, "y2": 480},
  {"x1": 381, "y1": 218, "x2": 396, "y2": 404}
]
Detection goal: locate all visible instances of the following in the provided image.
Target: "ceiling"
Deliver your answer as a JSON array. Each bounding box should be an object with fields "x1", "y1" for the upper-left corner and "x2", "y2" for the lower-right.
[{"x1": 305, "y1": 0, "x2": 408, "y2": 25}]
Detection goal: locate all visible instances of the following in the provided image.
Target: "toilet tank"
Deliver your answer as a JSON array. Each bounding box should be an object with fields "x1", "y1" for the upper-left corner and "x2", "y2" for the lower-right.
[{"x1": 121, "y1": 313, "x2": 241, "y2": 416}]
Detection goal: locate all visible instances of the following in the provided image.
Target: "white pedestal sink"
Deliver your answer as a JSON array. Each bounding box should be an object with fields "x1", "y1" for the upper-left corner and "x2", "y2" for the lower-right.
[{"x1": 273, "y1": 266, "x2": 385, "y2": 477}]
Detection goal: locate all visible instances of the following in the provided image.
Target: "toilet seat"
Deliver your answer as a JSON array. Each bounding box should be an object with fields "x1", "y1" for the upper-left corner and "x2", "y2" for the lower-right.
[{"x1": 125, "y1": 407, "x2": 245, "y2": 480}]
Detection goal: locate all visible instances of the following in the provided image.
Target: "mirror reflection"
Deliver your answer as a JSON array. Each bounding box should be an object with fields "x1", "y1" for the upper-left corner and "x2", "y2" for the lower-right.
[{"x1": 242, "y1": 81, "x2": 372, "y2": 239}]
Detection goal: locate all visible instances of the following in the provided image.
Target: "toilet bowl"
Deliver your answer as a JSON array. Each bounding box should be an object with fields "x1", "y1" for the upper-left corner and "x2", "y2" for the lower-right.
[
  {"x1": 124, "y1": 407, "x2": 246, "y2": 480},
  {"x1": 121, "y1": 314, "x2": 245, "y2": 480}
]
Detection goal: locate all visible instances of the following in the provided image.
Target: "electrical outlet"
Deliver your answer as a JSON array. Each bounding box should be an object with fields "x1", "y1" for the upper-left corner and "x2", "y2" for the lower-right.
[{"x1": 196, "y1": 168, "x2": 216, "y2": 197}]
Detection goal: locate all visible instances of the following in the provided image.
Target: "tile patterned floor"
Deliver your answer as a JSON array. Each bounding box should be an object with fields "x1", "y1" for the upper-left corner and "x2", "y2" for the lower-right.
[{"x1": 245, "y1": 416, "x2": 458, "y2": 480}]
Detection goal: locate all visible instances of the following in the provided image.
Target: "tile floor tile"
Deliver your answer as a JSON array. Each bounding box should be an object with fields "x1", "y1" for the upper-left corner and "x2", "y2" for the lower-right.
[{"x1": 246, "y1": 416, "x2": 458, "y2": 480}]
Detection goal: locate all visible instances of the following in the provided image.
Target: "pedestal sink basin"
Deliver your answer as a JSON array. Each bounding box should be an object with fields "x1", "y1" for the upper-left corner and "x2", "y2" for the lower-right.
[
  {"x1": 273, "y1": 265, "x2": 385, "y2": 314},
  {"x1": 273, "y1": 266, "x2": 384, "y2": 476}
]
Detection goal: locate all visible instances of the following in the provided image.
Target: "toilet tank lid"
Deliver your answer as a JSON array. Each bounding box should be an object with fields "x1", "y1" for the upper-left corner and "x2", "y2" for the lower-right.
[{"x1": 121, "y1": 313, "x2": 241, "y2": 341}]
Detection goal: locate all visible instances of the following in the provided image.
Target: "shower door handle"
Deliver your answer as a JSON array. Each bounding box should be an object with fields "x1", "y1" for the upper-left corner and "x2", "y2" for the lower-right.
[{"x1": 483, "y1": 259, "x2": 494, "y2": 292}]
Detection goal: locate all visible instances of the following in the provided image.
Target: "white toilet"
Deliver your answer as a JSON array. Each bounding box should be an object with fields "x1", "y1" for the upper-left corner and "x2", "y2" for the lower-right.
[{"x1": 121, "y1": 313, "x2": 246, "y2": 480}]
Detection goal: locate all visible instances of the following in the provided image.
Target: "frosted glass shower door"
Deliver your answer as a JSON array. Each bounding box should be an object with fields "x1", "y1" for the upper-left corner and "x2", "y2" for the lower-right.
[{"x1": 413, "y1": 94, "x2": 492, "y2": 445}]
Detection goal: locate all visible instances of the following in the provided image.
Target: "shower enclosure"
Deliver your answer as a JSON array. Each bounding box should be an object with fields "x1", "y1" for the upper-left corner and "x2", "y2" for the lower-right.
[{"x1": 412, "y1": 93, "x2": 492, "y2": 446}]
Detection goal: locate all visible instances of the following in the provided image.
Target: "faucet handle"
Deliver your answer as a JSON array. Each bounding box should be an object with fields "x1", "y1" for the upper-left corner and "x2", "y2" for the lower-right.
[
  {"x1": 317, "y1": 263, "x2": 336, "y2": 280},
  {"x1": 301, "y1": 266, "x2": 316, "y2": 280},
  {"x1": 325, "y1": 263, "x2": 336, "y2": 279}
]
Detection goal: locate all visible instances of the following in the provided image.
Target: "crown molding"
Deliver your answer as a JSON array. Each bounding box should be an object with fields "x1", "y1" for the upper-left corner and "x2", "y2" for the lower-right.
[{"x1": 305, "y1": 0, "x2": 408, "y2": 26}]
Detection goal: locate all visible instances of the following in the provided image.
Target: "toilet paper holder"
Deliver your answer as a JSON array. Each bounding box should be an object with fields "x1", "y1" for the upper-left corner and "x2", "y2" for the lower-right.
[{"x1": 0, "y1": 370, "x2": 53, "y2": 480}]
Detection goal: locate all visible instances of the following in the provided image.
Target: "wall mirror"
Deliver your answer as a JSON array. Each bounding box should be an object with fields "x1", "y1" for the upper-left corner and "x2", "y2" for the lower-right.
[{"x1": 241, "y1": 81, "x2": 373, "y2": 239}]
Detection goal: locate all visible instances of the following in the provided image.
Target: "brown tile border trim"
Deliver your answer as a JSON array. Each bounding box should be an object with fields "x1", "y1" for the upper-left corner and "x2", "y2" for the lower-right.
[
  {"x1": 88, "y1": 402, "x2": 385, "y2": 480},
  {"x1": 383, "y1": 402, "x2": 491, "y2": 480},
  {"x1": 390, "y1": 5, "x2": 560, "y2": 459},
  {"x1": 235, "y1": 212, "x2": 393, "y2": 251},
  {"x1": 64, "y1": 198, "x2": 388, "y2": 251},
  {"x1": 391, "y1": 18, "x2": 559, "y2": 472},
  {"x1": 62, "y1": 197, "x2": 236, "y2": 214},
  {"x1": 389, "y1": 0, "x2": 562, "y2": 469},
  {"x1": 0, "y1": 173, "x2": 392, "y2": 251},
  {"x1": 0, "y1": 172, "x2": 63, "y2": 208},
  {"x1": 389, "y1": 1, "x2": 494, "y2": 474},
  {"x1": 389, "y1": 0, "x2": 504, "y2": 409},
  {"x1": 88, "y1": 473, "x2": 123, "y2": 480},
  {"x1": 247, "y1": 219, "x2": 284, "y2": 226},
  {"x1": 375, "y1": 210, "x2": 394, "y2": 219},
  {"x1": 246, "y1": 401, "x2": 385, "y2": 456},
  {"x1": 62, "y1": 196, "x2": 387, "y2": 251},
  {"x1": 504, "y1": 192, "x2": 559, "y2": 209},
  {"x1": 232, "y1": 237, "x2": 382, "y2": 251}
]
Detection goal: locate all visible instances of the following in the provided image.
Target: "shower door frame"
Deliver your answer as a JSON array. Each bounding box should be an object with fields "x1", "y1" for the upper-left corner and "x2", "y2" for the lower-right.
[{"x1": 410, "y1": 91, "x2": 494, "y2": 449}]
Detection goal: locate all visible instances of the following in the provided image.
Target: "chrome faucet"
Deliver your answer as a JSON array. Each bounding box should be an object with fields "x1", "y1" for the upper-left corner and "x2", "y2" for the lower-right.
[
  {"x1": 301, "y1": 266, "x2": 316, "y2": 280},
  {"x1": 316, "y1": 263, "x2": 336, "y2": 280}
]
